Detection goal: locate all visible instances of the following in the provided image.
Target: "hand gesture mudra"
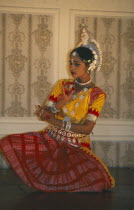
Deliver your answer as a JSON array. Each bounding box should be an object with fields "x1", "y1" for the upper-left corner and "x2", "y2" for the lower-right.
[
  {"x1": 55, "y1": 82, "x2": 74, "y2": 110},
  {"x1": 35, "y1": 81, "x2": 75, "y2": 121},
  {"x1": 62, "y1": 82, "x2": 75, "y2": 103}
]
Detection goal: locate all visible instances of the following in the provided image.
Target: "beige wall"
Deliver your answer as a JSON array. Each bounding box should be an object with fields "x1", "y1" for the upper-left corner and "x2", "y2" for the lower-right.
[{"x1": 0, "y1": 0, "x2": 134, "y2": 167}]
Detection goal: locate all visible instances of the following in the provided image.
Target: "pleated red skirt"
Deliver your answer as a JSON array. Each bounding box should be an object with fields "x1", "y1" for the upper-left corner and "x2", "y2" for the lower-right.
[{"x1": 0, "y1": 130, "x2": 115, "y2": 192}]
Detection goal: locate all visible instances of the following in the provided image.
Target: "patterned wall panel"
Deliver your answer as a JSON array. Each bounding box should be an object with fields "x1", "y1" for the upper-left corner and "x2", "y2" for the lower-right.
[
  {"x1": 0, "y1": 12, "x2": 134, "y2": 168},
  {"x1": 91, "y1": 141, "x2": 134, "y2": 168},
  {"x1": 74, "y1": 16, "x2": 134, "y2": 120},
  {"x1": 0, "y1": 13, "x2": 56, "y2": 117},
  {"x1": 91, "y1": 141, "x2": 117, "y2": 167},
  {"x1": 119, "y1": 142, "x2": 134, "y2": 167}
]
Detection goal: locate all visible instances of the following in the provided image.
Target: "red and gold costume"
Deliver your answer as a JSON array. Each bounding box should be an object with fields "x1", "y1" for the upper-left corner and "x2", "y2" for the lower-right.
[{"x1": 0, "y1": 79, "x2": 115, "y2": 192}]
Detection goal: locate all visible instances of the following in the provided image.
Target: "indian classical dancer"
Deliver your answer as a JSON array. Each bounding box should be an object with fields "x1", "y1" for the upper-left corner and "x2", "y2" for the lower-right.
[{"x1": 0, "y1": 26, "x2": 115, "y2": 192}]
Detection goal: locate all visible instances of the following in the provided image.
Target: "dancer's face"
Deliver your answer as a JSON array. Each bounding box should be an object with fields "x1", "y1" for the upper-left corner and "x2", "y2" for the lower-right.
[{"x1": 69, "y1": 56, "x2": 88, "y2": 80}]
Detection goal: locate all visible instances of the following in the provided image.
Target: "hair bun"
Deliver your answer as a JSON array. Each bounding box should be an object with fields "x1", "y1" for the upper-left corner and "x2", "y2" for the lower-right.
[{"x1": 77, "y1": 25, "x2": 102, "y2": 72}]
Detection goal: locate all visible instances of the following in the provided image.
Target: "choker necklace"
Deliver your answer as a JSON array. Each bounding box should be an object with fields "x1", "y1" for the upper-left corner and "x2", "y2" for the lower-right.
[{"x1": 75, "y1": 78, "x2": 92, "y2": 86}]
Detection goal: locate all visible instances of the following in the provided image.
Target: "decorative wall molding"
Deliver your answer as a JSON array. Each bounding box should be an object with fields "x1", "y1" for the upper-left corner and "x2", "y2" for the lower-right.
[
  {"x1": 69, "y1": 10, "x2": 134, "y2": 122},
  {"x1": 69, "y1": 9, "x2": 134, "y2": 53},
  {"x1": 0, "y1": 10, "x2": 60, "y2": 118},
  {"x1": 92, "y1": 119, "x2": 134, "y2": 142},
  {"x1": 0, "y1": 118, "x2": 134, "y2": 168},
  {"x1": 0, "y1": 0, "x2": 134, "y2": 13},
  {"x1": 0, "y1": 117, "x2": 134, "y2": 142}
]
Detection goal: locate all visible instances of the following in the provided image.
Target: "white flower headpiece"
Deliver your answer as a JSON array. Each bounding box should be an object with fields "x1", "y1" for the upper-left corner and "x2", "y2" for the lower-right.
[{"x1": 76, "y1": 26, "x2": 102, "y2": 72}]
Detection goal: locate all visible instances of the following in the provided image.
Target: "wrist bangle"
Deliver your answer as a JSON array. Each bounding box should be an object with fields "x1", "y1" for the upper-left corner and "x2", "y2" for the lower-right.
[
  {"x1": 50, "y1": 103, "x2": 60, "y2": 113},
  {"x1": 40, "y1": 108, "x2": 44, "y2": 116},
  {"x1": 62, "y1": 116, "x2": 71, "y2": 130},
  {"x1": 62, "y1": 121, "x2": 66, "y2": 129},
  {"x1": 65, "y1": 121, "x2": 71, "y2": 131}
]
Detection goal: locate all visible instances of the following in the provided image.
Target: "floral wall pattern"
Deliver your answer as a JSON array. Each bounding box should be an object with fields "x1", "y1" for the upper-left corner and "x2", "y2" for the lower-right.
[
  {"x1": 0, "y1": 13, "x2": 134, "y2": 119},
  {"x1": 75, "y1": 16, "x2": 134, "y2": 119},
  {"x1": 0, "y1": 13, "x2": 54, "y2": 117},
  {"x1": 91, "y1": 141, "x2": 134, "y2": 167}
]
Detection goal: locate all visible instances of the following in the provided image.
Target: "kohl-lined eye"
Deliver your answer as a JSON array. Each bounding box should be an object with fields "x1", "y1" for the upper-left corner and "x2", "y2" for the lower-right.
[
  {"x1": 75, "y1": 63, "x2": 80, "y2": 67},
  {"x1": 69, "y1": 61, "x2": 81, "y2": 67}
]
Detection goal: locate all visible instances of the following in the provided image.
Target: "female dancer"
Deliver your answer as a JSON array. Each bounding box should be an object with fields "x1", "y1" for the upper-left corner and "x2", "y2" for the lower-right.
[{"x1": 0, "y1": 27, "x2": 115, "y2": 192}]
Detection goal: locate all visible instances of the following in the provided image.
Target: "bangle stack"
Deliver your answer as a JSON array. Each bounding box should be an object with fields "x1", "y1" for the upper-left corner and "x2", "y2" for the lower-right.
[
  {"x1": 62, "y1": 116, "x2": 71, "y2": 131},
  {"x1": 65, "y1": 121, "x2": 71, "y2": 131}
]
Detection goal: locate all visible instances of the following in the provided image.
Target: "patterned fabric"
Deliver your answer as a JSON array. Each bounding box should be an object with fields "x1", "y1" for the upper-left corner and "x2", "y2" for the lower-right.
[
  {"x1": 0, "y1": 78, "x2": 115, "y2": 192},
  {"x1": 0, "y1": 131, "x2": 115, "y2": 192},
  {"x1": 46, "y1": 79, "x2": 106, "y2": 123}
]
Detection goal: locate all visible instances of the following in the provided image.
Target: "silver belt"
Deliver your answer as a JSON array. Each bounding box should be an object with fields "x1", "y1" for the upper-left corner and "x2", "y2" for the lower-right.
[{"x1": 46, "y1": 126, "x2": 87, "y2": 145}]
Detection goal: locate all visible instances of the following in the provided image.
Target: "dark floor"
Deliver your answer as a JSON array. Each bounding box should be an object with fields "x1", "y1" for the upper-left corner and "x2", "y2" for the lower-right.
[{"x1": 0, "y1": 168, "x2": 134, "y2": 210}]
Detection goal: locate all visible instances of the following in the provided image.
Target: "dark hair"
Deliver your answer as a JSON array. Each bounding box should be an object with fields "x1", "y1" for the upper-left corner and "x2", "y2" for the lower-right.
[{"x1": 70, "y1": 46, "x2": 94, "y2": 66}]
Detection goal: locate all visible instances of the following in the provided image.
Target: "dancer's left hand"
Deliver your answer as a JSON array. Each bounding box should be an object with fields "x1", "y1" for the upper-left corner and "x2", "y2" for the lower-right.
[{"x1": 35, "y1": 105, "x2": 54, "y2": 122}]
